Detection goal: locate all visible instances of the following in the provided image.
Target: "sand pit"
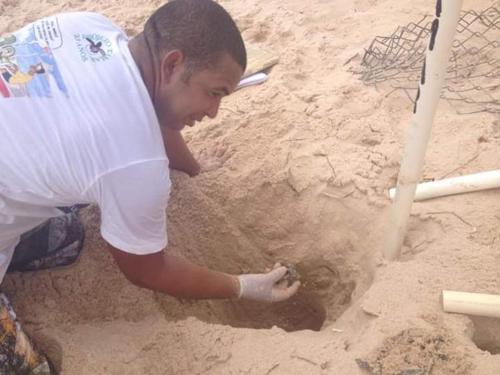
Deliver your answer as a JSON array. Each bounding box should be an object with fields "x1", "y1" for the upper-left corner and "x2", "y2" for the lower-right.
[{"x1": 1, "y1": 0, "x2": 500, "y2": 374}]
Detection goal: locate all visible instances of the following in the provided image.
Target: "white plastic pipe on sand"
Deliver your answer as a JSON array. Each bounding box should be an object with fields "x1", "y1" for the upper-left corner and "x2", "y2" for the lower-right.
[
  {"x1": 388, "y1": 170, "x2": 500, "y2": 202},
  {"x1": 383, "y1": 0, "x2": 464, "y2": 261},
  {"x1": 237, "y1": 72, "x2": 268, "y2": 90},
  {"x1": 442, "y1": 290, "x2": 500, "y2": 319}
]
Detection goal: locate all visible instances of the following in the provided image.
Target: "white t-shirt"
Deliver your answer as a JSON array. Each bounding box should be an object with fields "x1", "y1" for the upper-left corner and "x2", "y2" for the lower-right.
[{"x1": 0, "y1": 12, "x2": 170, "y2": 281}]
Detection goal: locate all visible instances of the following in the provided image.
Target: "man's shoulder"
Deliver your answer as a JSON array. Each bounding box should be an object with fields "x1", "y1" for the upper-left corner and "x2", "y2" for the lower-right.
[{"x1": 91, "y1": 159, "x2": 171, "y2": 210}]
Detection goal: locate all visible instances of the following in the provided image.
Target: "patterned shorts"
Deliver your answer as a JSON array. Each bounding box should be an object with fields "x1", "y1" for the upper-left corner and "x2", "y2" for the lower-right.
[
  {"x1": 1, "y1": 206, "x2": 86, "y2": 374},
  {"x1": 0, "y1": 294, "x2": 54, "y2": 374}
]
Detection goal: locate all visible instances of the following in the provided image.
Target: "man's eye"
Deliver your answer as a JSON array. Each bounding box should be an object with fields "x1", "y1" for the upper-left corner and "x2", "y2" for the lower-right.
[{"x1": 209, "y1": 91, "x2": 223, "y2": 98}]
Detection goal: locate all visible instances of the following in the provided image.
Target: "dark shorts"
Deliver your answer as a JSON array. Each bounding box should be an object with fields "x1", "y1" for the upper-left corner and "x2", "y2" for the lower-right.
[{"x1": 8, "y1": 207, "x2": 85, "y2": 273}]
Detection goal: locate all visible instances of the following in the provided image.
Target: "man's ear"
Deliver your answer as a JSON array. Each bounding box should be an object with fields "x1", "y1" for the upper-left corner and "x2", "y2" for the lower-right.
[{"x1": 159, "y1": 49, "x2": 185, "y2": 85}]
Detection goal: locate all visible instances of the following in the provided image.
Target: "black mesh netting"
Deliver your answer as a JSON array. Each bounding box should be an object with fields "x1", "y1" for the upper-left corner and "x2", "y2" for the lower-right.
[{"x1": 354, "y1": 4, "x2": 499, "y2": 114}]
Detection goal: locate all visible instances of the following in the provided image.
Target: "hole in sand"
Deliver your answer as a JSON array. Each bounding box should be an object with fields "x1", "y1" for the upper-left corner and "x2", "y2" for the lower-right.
[
  {"x1": 156, "y1": 176, "x2": 375, "y2": 332},
  {"x1": 471, "y1": 316, "x2": 500, "y2": 354},
  {"x1": 156, "y1": 256, "x2": 359, "y2": 332},
  {"x1": 223, "y1": 259, "x2": 356, "y2": 332}
]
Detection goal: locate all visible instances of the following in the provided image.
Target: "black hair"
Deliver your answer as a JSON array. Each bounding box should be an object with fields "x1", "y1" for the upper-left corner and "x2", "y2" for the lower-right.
[{"x1": 144, "y1": 0, "x2": 246, "y2": 76}]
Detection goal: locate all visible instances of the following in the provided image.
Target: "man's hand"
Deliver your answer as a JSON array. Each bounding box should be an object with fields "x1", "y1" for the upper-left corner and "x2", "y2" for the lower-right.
[{"x1": 237, "y1": 266, "x2": 301, "y2": 302}]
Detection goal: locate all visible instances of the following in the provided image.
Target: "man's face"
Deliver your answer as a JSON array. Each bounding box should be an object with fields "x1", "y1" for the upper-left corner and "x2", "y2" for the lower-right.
[{"x1": 156, "y1": 53, "x2": 243, "y2": 130}]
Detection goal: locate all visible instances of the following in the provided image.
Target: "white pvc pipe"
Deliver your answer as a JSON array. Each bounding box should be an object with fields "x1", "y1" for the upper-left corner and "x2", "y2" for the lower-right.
[
  {"x1": 388, "y1": 170, "x2": 500, "y2": 202},
  {"x1": 442, "y1": 290, "x2": 500, "y2": 319},
  {"x1": 383, "y1": 0, "x2": 464, "y2": 261},
  {"x1": 237, "y1": 72, "x2": 268, "y2": 90}
]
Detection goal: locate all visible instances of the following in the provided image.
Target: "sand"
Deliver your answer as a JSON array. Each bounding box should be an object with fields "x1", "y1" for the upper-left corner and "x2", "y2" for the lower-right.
[{"x1": 1, "y1": 0, "x2": 500, "y2": 374}]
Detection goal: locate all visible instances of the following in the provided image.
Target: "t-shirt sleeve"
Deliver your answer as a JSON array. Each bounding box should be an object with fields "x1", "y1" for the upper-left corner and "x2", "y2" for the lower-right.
[{"x1": 85, "y1": 160, "x2": 170, "y2": 254}]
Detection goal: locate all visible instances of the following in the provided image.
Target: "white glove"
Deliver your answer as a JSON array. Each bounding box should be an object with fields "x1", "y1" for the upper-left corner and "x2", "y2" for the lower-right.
[{"x1": 237, "y1": 266, "x2": 300, "y2": 303}]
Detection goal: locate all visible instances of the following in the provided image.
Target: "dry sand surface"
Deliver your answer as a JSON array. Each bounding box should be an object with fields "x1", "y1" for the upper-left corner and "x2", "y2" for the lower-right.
[{"x1": 1, "y1": 0, "x2": 500, "y2": 374}]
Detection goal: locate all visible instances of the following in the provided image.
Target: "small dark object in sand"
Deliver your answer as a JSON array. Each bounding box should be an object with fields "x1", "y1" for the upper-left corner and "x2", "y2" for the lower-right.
[{"x1": 281, "y1": 262, "x2": 301, "y2": 286}]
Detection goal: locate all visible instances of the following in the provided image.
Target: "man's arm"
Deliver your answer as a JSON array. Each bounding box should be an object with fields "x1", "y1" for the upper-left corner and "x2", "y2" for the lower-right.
[
  {"x1": 108, "y1": 245, "x2": 300, "y2": 302},
  {"x1": 161, "y1": 127, "x2": 200, "y2": 177},
  {"x1": 108, "y1": 245, "x2": 239, "y2": 299}
]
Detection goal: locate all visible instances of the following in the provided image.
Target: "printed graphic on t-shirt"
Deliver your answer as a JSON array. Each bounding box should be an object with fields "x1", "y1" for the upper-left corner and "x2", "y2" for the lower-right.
[
  {"x1": 74, "y1": 33, "x2": 114, "y2": 63},
  {"x1": 0, "y1": 17, "x2": 68, "y2": 99}
]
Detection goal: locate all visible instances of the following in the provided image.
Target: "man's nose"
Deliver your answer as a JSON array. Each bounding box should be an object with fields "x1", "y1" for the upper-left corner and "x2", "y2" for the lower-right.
[{"x1": 206, "y1": 98, "x2": 221, "y2": 119}]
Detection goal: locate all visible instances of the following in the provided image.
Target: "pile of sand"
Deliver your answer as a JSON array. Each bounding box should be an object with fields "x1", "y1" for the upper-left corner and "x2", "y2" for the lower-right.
[{"x1": 1, "y1": 0, "x2": 500, "y2": 373}]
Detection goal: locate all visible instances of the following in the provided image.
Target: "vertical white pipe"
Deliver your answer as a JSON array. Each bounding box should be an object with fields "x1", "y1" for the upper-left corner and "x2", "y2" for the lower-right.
[{"x1": 383, "y1": 0, "x2": 464, "y2": 260}]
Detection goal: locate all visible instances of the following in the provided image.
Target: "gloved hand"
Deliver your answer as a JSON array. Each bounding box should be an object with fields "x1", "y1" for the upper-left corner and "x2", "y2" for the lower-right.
[{"x1": 237, "y1": 266, "x2": 301, "y2": 302}]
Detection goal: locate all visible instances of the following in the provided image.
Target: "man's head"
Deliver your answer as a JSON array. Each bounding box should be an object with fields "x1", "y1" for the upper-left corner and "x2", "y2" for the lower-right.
[{"x1": 141, "y1": 0, "x2": 246, "y2": 130}]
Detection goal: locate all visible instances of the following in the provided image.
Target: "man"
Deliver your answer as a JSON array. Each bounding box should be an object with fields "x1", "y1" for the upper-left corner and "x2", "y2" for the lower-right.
[
  {"x1": 0, "y1": 0, "x2": 299, "y2": 372},
  {"x1": 1, "y1": 62, "x2": 46, "y2": 85}
]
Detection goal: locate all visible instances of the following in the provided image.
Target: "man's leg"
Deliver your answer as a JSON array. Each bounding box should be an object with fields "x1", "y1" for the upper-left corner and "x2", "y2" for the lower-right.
[
  {"x1": 0, "y1": 206, "x2": 86, "y2": 374},
  {"x1": 7, "y1": 207, "x2": 85, "y2": 273},
  {"x1": 0, "y1": 293, "x2": 55, "y2": 374}
]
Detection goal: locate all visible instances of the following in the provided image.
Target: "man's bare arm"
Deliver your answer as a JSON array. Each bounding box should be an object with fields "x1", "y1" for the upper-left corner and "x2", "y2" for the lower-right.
[
  {"x1": 161, "y1": 127, "x2": 201, "y2": 177},
  {"x1": 108, "y1": 245, "x2": 239, "y2": 299}
]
